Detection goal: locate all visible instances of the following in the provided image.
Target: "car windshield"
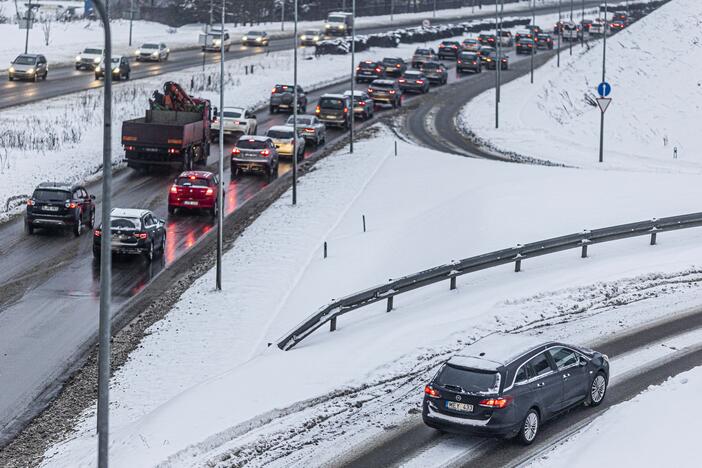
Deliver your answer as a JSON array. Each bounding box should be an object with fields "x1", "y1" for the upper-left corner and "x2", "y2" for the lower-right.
[
  {"x1": 538, "y1": 34, "x2": 550, "y2": 39},
  {"x1": 222, "y1": 110, "x2": 242, "y2": 118},
  {"x1": 415, "y1": 49, "x2": 431, "y2": 55},
  {"x1": 14, "y1": 55, "x2": 37, "y2": 65},
  {"x1": 236, "y1": 139, "x2": 267, "y2": 149},
  {"x1": 267, "y1": 129, "x2": 294, "y2": 139},
  {"x1": 328, "y1": 15, "x2": 346, "y2": 22},
  {"x1": 287, "y1": 116, "x2": 312, "y2": 125},
  {"x1": 371, "y1": 83, "x2": 393, "y2": 90},
  {"x1": 383, "y1": 58, "x2": 401, "y2": 64},
  {"x1": 247, "y1": 31, "x2": 263, "y2": 36},
  {"x1": 441, "y1": 41, "x2": 457, "y2": 46},
  {"x1": 437, "y1": 365, "x2": 500, "y2": 394},
  {"x1": 33, "y1": 189, "x2": 70, "y2": 201},
  {"x1": 176, "y1": 176, "x2": 209, "y2": 187},
  {"x1": 521, "y1": 39, "x2": 535, "y2": 45},
  {"x1": 500, "y1": 31, "x2": 511, "y2": 37},
  {"x1": 319, "y1": 98, "x2": 344, "y2": 109},
  {"x1": 109, "y1": 58, "x2": 120, "y2": 64},
  {"x1": 142, "y1": 44, "x2": 159, "y2": 49},
  {"x1": 111, "y1": 218, "x2": 139, "y2": 230},
  {"x1": 84, "y1": 48, "x2": 102, "y2": 55},
  {"x1": 303, "y1": 30, "x2": 318, "y2": 35},
  {"x1": 274, "y1": 84, "x2": 294, "y2": 92},
  {"x1": 423, "y1": 63, "x2": 441, "y2": 70},
  {"x1": 463, "y1": 39, "x2": 477, "y2": 43}
]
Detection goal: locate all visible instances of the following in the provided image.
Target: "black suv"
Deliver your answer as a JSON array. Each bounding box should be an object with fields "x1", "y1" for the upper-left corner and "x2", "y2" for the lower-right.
[
  {"x1": 437, "y1": 41, "x2": 460, "y2": 60},
  {"x1": 381, "y1": 57, "x2": 407, "y2": 76},
  {"x1": 93, "y1": 208, "x2": 166, "y2": 261},
  {"x1": 26, "y1": 182, "x2": 95, "y2": 236},
  {"x1": 355, "y1": 60, "x2": 384, "y2": 83},
  {"x1": 423, "y1": 334, "x2": 609, "y2": 444},
  {"x1": 315, "y1": 94, "x2": 352, "y2": 128},
  {"x1": 367, "y1": 79, "x2": 402, "y2": 108},
  {"x1": 269, "y1": 84, "x2": 307, "y2": 113}
]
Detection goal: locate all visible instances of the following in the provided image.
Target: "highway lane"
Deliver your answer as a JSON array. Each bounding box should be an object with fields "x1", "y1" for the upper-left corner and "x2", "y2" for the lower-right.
[
  {"x1": 339, "y1": 309, "x2": 702, "y2": 468},
  {"x1": 0, "y1": 49, "x2": 514, "y2": 443},
  {"x1": 0, "y1": 0, "x2": 607, "y2": 109}
]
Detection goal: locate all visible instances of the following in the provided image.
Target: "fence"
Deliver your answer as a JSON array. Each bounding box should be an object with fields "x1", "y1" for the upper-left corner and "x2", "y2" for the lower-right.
[{"x1": 277, "y1": 212, "x2": 702, "y2": 350}]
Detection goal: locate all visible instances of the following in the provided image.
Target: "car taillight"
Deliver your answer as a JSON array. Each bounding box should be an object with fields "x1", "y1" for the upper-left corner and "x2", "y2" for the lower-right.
[
  {"x1": 343, "y1": 107, "x2": 348, "y2": 113},
  {"x1": 271, "y1": 87, "x2": 277, "y2": 93},
  {"x1": 457, "y1": 60, "x2": 462, "y2": 64},
  {"x1": 27, "y1": 199, "x2": 35, "y2": 206},
  {"x1": 424, "y1": 385, "x2": 441, "y2": 399},
  {"x1": 358, "y1": 101, "x2": 366, "y2": 106},
  {"x1": 315, "y1": 105, "x2": 321, "y2": 114},
  {"x1": 416, "y1": 80, "x2": 424, "y2": 84},
  {"x1": 389, "y1": 90, "x2": 395, "y2": 94},
  {"x1": 375, "y1": 67, "x2": 381, "y2": 73},
  {"x1": 452, "y1": 45, "x2": 457, "y2": 49},
  {"x1": 234, "y1": 120, "x2": 240, "y2": 125},
  {"x1": 125, "y1": 145, "x2": 136, "y2": 151},
  {"x1": 170, "y1": 184, "x2": 178, "y2": 194},
  {"x1": 134, "y1": 232, "x2": 148, "y2": 240},
  {"x1": 94, "y1": 229, "x2": 101, "y2": 237},
  {"x1": 260, "y1": 149, "x2": 270, "y2": 156},
  {"x1": 398, "y1": 79, "x2": 406, "y2": 83},
  {"x1": 478, "y1": 396, "x2": 513, "y2": 409},
  {"x1": 472, "y1": 61, "x2": 477, "y2": 64},
  {"x1": 65, "y1": 201, "x2": 77, "y2": 209},
  {"x1": 232, "y1": 147, "x2": 241, "y2": 155},
  {"x1": 206, "y1": 188, "x2": 214, "y2": 196},
  {"x1": 305, "y1": 127, "x2": 315, "y2": 132},
  {"x1": 355, "y1": 66, "x2": 360, "y2": 71},
  {"x1": 168, "y1": 148, "x2": 180, "y2": 154}
]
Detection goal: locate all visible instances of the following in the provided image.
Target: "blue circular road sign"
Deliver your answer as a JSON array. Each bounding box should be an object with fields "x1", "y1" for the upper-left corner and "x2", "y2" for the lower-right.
[{"x1": 597, "y1": 82, "x2": 612, "y2": 97}]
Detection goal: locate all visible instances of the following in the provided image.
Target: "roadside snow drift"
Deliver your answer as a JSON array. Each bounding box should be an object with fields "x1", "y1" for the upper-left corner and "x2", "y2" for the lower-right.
[
  {"x1": 41, "y1": 125, "x2": 702, "y2": 467},
  {"x1": 459, "y1": 0, "x2": 702, "y2": 171}
]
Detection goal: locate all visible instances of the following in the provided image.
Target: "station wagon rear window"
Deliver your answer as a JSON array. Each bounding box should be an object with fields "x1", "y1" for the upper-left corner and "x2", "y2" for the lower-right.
[
  {"x1": 176, "y1": 177, "x2": 209, "y2": 186},
  {"x1": 222, "y1": 110, "x2": 242, "y2": 118},
  {"x1": 267, "y1": 129, "x2": 294, "y2": 139},
  {"x1": 33, "y1": 189, "x2": 70, "y2": 201},
  {"x1": 437, "y1": 364, "x2": 500, "y2": 394},
  {"x1": 319, "y1": 98, "x2": 344, "y2": 109},
  {"x1": 236, "y1": 139, "x2": 267, "y2": 149}
]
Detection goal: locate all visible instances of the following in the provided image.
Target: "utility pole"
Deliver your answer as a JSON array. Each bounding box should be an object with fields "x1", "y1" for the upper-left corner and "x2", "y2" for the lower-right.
[
  {"x1": 203, "y1": 0, "x2": 213, "y2": 71},
  {"x1": 93, "y1": 0, "x2": 112, "y2": 465},
  {"x1": 216, "y1": 0, "x2": 225, "y2": 290},
  {"x1": 530, "y1": 0, "x2": 534, "y2": 84},
  {"x1": 581, "y1": 0, "x2": 585, "y2": 46},
  {"x1": 24, "y1": 0, "x2": 33, "y2": 54},
  {"x1": 557, "y1": 0, "x2": 562, "y2": 67},
  {"x1": 350, "y1": 0, "x2": 355, "y2": 153},
  {"x1": 494, "y1": 0, "x2": 500, "y2": 128},
  {"x1": 292, "y1": 0, "x2": 298, "y2": 204},
  {"x1": 599, "y1": 0, "x2": 607, "y2": 163},
  {"x1": 128, "y1": 0, "x2": 134, "y2": 46},
  {"x1": 390, "y1": 0, "x2": 394, "y2": 22},
  {"x1": 281, "y1": 0, "x2": 285, "y2": 31},
  {"x1": 569, "y1": 0, "x2": 573, "y2": 55},
  {"x1": 433, "y1": 0, "x2": 436, "y2": 18}
]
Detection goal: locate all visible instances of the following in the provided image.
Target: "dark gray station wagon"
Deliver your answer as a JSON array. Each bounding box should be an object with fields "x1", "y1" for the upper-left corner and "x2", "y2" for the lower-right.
[{"x1": 422, "y1": 333, "x2": 609, "y2": 444}]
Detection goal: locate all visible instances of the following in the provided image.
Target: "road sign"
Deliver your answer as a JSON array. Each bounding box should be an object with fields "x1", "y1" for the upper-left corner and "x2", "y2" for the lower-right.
[
  {"x1": 422, "y1": 19, "x2": 431, "y2": 28},
  {"x1": 597, "y1": 81, "x2": 611, "y2": 97},
  {"x1": 596, "y1": 97, "x2": 612, "y2": 113}
]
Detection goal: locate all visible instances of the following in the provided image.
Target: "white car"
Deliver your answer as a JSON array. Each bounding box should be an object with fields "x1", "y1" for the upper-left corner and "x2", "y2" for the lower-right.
[
  {"x1": 75, "y1": 47, "x2": 104, "y2": 70},
  {"x1": 136, "y1": 43, "x2": 170, "y2": 62},
  {"x1": 211, "y1": 107, "x2": 258, "y2": 137}
]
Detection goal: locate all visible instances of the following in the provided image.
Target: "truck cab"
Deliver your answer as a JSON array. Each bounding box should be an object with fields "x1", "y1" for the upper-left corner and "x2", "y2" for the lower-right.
[{"x1": 324, "y1": 12, "x2": 353, "y2": 36}]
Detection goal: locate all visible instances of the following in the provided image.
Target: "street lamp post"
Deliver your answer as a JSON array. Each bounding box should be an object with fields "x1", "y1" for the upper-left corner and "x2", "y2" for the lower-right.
[
  {"x1": 216, "y1": 0, "x2": 225, "y2": 290},
  {"x1": 530, "y1": 0, "x2": 534, "y2": 84},
  {"x1": 557, "y1": 0, "x2": 562, "y2": 67},
  {"x1": 128, "y1": 0, "x2": 134, "y2": 47},
  {"x1": 92, "y1": 0, "x2": 112, "y2": 466},
  {"x1": 569, "y1": 0, "x2": 574, "y2": 55},
  {"x1": 494, "y1": 0, "x2": 500, "y2": 128},
  {"x1": 281, "y1": 0, "x2": 285, "y2": 31},
  {"x1": 292, "y1": 0, "x2": 298, "y2": 204},
  {"x1": 599, "y1": 0, "x2": 607, "y2": 163},
  {"x1": 350, "y1": 0, "x2": 355, "y2": 153}
]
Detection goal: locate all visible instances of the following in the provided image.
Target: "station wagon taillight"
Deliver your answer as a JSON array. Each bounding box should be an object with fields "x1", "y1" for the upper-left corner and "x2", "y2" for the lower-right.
[
  {"x1": 232, "y1": 148, "x2": 241, "y2": 155},
  {"x1": 134, "y1": 232, "x2": 148, "y2": 240},
  {"x1": 424, "y1": 385, "x2": 441, "y2": 399},
  {"x1": 478, "y1": 396, "x2": 513, "y2": 409},
  {"x1": 260, "y1": 149, "x2": 270, "y2": 156},
  {"x1": 170, "y1": 184, "x2": 178, "y2": 194}
]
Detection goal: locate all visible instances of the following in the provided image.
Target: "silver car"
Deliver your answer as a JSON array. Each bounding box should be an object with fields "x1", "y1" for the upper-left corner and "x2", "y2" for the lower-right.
[
  {"x1": 8, "y1": 54, "x2": 48, "y2": 82},
  {"x1": 286, "y1": 115, "x2": 326, "y2": 146},
  {"x1": 136, "y1": 43, "x2": 169, "y2": 62}
]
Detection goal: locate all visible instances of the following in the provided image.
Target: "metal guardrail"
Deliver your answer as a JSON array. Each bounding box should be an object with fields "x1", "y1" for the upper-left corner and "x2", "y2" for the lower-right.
[{"x1": 277, "y1": 212, "x2": 702, "y2": 350}]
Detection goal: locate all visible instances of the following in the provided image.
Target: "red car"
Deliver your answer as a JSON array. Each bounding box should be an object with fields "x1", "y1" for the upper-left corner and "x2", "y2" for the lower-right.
[{"x1": 168, "y1": 171, "x2": 222, "y2": 217}]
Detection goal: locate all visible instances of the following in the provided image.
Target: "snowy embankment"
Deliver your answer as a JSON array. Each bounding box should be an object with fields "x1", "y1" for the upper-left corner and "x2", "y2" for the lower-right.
[
  {"x1": 458, "y1": 0, "x2": 702, "y2": 171},
  {"x1": 528, "y1": 365, "x2": 702, "y2": 468},
  {"x1": 41, "y1": 123, "x2": 702, "y2": 467},
  {"x1": 0, "y1": 0, "x2": 559, "y2": 70}
]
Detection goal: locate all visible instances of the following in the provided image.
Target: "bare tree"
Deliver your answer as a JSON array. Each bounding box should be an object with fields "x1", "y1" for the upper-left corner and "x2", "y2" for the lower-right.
[{"x1": 42, "y1": 19, "x2": 51, "y2": 45}]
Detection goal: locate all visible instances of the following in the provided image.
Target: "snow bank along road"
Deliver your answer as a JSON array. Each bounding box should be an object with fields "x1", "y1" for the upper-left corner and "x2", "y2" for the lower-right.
[
  {"x1": 0, "y1": 22, "x2": 554, "y2": 448},
  {"x1": 340, "y1": 308, "x2": 702, "y2": 468},
  {"x1": 0, "y1": 0, "x2": 607, "y2": 109}
]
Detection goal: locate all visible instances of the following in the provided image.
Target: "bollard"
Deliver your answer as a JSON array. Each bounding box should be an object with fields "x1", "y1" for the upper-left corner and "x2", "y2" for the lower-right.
[
  {"x1": 245, "y1": 66, "x2": 248, "y2": 75},
  {"x1": 362, "y1": 215, "x2": 366, "y2": 233},
  {"x1": 650, "y1": 232, "x2": 657, "y2": 245},
  {"x1": 330, "y1": 317, "x2": 337, "y2": 332},
  {"x1": 207, "y1": 75, "x2": 212, "y2": 87},
  {"x1": 581, "y1": 244, "x2": 588, "y2": 258},
  {"x1": 394, "y1": 140, "x2": 398, "y2": 156},
  {"x1": 450, "y1": 277, "x2": 456, "y2": 290},
  {"x1": 387, "y1": 296, "x2": 394, "y2": 312},
  {"x1": 190, "y1": 77, "x2": 194, "y2": 89},
  {"x1": 515, "y1": 258, "x2": 522, "y2": 272},
  {"x1": 324, "y1": 241, "x2": 328, "y2": 258}
]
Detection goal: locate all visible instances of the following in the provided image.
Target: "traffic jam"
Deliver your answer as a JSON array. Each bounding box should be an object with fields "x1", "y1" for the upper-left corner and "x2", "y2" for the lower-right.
[{"x1": 20, "y1": 12, "x2": 628, "y2": 273}]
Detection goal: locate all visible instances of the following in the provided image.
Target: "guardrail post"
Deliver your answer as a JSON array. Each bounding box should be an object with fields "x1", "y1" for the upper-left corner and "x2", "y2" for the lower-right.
[
  {"x1": 330, "y1": 317, "x2": 337, "y2": 332},
  {"x1": 581, "y1": 244, "x2": 588, "y2": 258},
  {"x1": 450, "y1": 276, "x2": 456, "y2": 290},
  {"x1": 514, "y1": 258, "x2": 522, "y2": 272},
  {"x1": 324, "y1": 241, "x2": 327, "y2": 258},
  {"x1": 387, "y1": 296, "x2": 394, "y2": 312},
  {"x1": 650, "y1": 231, "x2": 657, "y2": 245}
]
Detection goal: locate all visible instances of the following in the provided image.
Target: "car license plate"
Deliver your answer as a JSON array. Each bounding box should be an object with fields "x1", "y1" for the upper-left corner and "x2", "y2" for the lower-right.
[
  {"x1": 385, "y1": 67, "x2": 394, "y2": 71},
  {"x1": 279, "y1": 104, "x2": 289, "y2": 108},
  {"x1": 324, "y1": 115, "x2": 335, "y2": 119},
  {"x1": 43, "y1": 205, "x2": 59, "y2": 211},
  {"x1": 446, "y1": 401, "x2": 473, "y2": 412},
  {"x1": 184, "y1": 201, "x2": 198, "y2": 206}
]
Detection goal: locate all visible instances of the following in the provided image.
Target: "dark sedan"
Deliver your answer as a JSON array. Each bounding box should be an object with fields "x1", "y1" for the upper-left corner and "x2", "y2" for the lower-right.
[
  {"x1": 420, "y1": 61, "x2": 448, "y2": 85},
  {"x1": 398, "y1": 71, "x2": 430, "y2": 93},
  {"x1": 484, "y1": 51, "x2": 509, "y2": 70},
  {"x1": 355, "y1": 60, "x2": 384, "y2": 83},
  {"x1": 437, "y1": 40, "x2": 460, "y2": 60},
  {"x1": 516, "y1": 39, "x2": 537, "y2": 55},
  {"x1": 478, "y1": 33, "x2": 497, "y2": 46},
  {"x1": 423, "y1": 334, "x2": 609, "y2": 444},
  {"x1": 93, "y1": 208, "x2": 166, "y2": 261},
  {"x1": 536, "y1": 33, "x2": 554, "y2": 49}
]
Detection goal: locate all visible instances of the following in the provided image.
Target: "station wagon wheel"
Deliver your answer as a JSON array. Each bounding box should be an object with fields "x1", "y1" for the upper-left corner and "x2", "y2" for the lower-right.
[
  {"x1": 518, "y1": 409, "x2": 539, "y2": 445},
  {"x1": 146, "y1": 241, "x2": 154, "y2": 262},
  {"x1": 73, "y1": 215, "x2": 83, "y2": 237},
  {"x1": 588, "y1": 372, "x2": 607, "y2": 406}
]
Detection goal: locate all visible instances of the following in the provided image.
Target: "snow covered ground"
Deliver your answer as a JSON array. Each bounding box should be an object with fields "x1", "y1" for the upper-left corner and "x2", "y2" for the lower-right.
[
  {"x1": 39, "y1": 124, "x2": 702, "y2": 467},
  {"x1": 458, "y1": 0, "x2": 702, "y2": 171},
  {"x1": 0, "y1": 0, "x2": 562, "y2": 70},
  {"x1": 527, "y1": 364, "x2": 702, "y2": 468}
]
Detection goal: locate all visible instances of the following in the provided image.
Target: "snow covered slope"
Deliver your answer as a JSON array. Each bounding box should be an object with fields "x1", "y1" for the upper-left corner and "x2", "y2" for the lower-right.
[
  {"x1": 459, "y1": 0, "x2": 702, "y2": 171},
  {"x1": 40, "y1": 126, "x2": 702, "y2": 467}
]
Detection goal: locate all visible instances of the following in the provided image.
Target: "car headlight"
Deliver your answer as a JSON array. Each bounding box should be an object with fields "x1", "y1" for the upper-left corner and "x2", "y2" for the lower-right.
[
  {"x1": 27, "y1": 68, "x2": 35, "y2": 74},
  {"x1": 76, "y1": 55, "x2": 81, "y2": 61},
  {"x1": 300, "y1": 35, "x2": 307, "y2": 40},
  {"x1": 94, "y1": 57, "x2": 101, "y2": 63},
  {"x1": 242, "y1": 36, "x2": 248, "y2": 41},
  {"x1": 135, "y1": 49, "x2": 141, "y2": 55},
  {"x1": 8, "y1": 66, "x2": 15, "y2": 73},
  {"x1": 256, "y1": 37, "x2": 262, "y2": 42},
  {"x1": 339, "y1": 25, "x2": 346, "y2": 30},
  {"x1": 95, "y1": 66, "x2": 101, "y2": 72},
  {"x1": 151, "y1": 52, "x2": 159, "y2": 57},
  {"x1": 113, "y1": 67, "x2": 120, "y2": 73}
]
